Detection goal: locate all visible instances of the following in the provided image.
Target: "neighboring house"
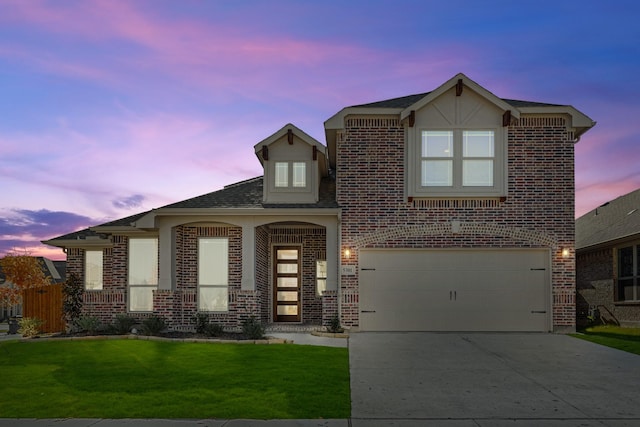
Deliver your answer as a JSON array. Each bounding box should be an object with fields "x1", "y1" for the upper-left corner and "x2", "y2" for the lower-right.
[
  {"x1": 576, "y1": 189, "x2": 640, "y2": 327},
  {"x1": 44, "y1": 73, "x2": 595, "y2": 332},
  {"x1": 0, "y1": 257, "x2": 66, "y2": 320}
]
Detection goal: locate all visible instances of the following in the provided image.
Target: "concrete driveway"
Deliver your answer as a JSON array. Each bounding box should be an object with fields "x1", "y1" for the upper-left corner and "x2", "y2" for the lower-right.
[{"x1": 349, "y1": 332, "x2": 640, "y2": 425}]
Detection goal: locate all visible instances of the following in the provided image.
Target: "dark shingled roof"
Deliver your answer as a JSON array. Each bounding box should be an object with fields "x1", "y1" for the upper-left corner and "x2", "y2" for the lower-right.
[
  {"x1": 350, "y1": 92, "x2": 565, "y2": 110},
  {"x1": 576, "y1": 188, "x2": 640, "y2": 250},
  {"x1": 46, "y1": 175, "x2": 338, "y2": 243},
  {"x1": 162, "y1": 175, "x2": 338, "y2": 209}
]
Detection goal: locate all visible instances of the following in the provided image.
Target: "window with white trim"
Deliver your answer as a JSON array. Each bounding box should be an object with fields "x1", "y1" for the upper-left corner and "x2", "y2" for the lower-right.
[
  {"x1": 316, "y1": 260, "x2": 327, "y2": 296},
  {"x1": 85, "y1": 250, "x2": 103, "y2": 290},
  {"x1": 413, "y1": 128, "x2": 504, "y2": 197},
  {"x1": 198, "y1": 237, "x2": 229, "y2": 312},
  {"x1": 274, "y1": 161, "x2": 307, "y2": 189},
  {"x1": 128, "y1": 238, "x2": 158, "y2": 312},
  {"x1": 617, "y1": 244, "x2": 640, "y2": 302}
]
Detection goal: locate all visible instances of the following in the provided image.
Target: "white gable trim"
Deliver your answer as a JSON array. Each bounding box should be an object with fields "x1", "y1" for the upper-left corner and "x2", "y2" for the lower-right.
[{"x1": 400, "y1": 73, "x2": 520, "y2": 122}]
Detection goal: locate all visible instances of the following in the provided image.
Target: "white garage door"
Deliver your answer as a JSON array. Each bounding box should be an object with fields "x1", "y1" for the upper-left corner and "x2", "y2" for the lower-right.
[{"x1": 359, "y1": 249, "x2": 550, "y2": 332}]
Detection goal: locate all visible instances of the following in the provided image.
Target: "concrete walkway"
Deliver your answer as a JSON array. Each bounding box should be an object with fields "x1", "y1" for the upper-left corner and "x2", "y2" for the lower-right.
[{"x1": 3, "y1": 332, "x2": 640, "y2": 426}]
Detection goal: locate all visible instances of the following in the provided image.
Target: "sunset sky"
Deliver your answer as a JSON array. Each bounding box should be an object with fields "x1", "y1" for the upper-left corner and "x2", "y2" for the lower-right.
[{"x1": 1, "y1": 0, "x2": 639, "y2": 260}]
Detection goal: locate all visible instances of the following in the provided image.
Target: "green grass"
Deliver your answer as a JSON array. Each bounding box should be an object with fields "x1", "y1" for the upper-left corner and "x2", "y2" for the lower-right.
[
  {"x1": 0, "y1": 339, "x2": 350, "y2": 419},
  {"x1": 572, "y1": 325, "x2": 640, "y2": 355}
]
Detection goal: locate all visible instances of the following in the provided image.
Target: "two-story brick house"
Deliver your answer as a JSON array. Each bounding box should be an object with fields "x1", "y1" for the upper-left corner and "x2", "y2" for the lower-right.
[{"x1": 44, "y1": 73, "x2": 594, "y2": 332}]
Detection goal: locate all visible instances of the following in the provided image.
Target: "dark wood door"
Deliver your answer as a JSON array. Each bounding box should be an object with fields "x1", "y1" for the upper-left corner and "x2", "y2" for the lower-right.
[{"x1": 273, "y1": 246, "x2": 301, "y2": 322}]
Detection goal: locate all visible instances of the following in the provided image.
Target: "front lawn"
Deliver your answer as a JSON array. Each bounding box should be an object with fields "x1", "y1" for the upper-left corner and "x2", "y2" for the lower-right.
[
  {"x1": 0, "y1": 339, "x2": 350, "y2": 419},
  {"x1": 571, "y1": 325, "x2": 640, "y2": 356}
]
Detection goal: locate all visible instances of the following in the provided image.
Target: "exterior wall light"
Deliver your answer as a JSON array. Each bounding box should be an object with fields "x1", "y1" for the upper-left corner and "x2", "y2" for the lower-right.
[
  {"x1": 343, "y1": 248, "x2": 351, "y2": 259},
  {"x1": 561, "y1": 248, "x2": 570, "y2": 258}
]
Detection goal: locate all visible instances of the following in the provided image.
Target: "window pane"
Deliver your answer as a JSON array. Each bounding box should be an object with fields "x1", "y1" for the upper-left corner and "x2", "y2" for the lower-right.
[
  {"x1": 293, "y1": 162, "x2": 306, "y2": 187},
  {"x1": 316, "y1": 279, "x2": 327, "y2": 296},
  {"x1": 130, "y1": 286, "x2": 154, "y2": 312},
  {"x1": 277, "y1": 277, "x2": 298, "y2": 288},
  {"x1": 617, "y1": 279, "x2": 635, "y2": 301},
  {"x1": 463, "y1": 160, "x2": 493, "y2": 186},
  {"x1": 316, "y1": 260, "x2": 327, "y2": 279},
  {"x1": 129, "y1": 239, "x2": 158, "y2": 285},
  {"x1": 277, "y1": 249, "x2": 298, "y2": 260},
  {"x1": 277, "y1": 263, "x2": 298, "y2": 274},
  {"x1": 463, "y1": 131, "x2": 494, "y2": 157},
  {"x1": 422, "y1": 131, "x2": 453, "y2": 157},
  {"x1": 619, "y1": 246, "x2": 634, "y2": 277},
  {"x1": 199, "y1": 287, "x2": 228, "y2": 311},
  {"x1": 198, "y1": 238, "x2": 228, "y2": 285},
  {"x1": 421, "y1": 160, "x2": 452, "y2": 186},
  {"x1": 85, "y1": 250, "x2": 103, "y2": 290},
  {"x1": 277, "y1": 305, "x2": 298, "y2": 315},
  {"x1": 277, "y1": 291, "x2": 298, "y2": 302},
  {"x1": 275, "y1": 162, "x2": 288, "y2": 187}
]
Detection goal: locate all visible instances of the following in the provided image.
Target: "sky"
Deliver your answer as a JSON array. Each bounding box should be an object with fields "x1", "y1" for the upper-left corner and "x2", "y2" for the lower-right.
[{"x1": 1, "y1": 0, "x2": 639, "y2": 261}]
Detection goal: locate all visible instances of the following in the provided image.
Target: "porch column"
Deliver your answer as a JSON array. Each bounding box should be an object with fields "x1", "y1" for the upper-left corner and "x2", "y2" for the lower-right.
[
  {"x1": 158, "y1": 222, "x2": 174, "y2": 290},
  {"x1": 325, "y1": 220, "x2": 338, "y2": 291},
  {"x1": 241, "y1": 221, "x2": 256, "y2": 290}
]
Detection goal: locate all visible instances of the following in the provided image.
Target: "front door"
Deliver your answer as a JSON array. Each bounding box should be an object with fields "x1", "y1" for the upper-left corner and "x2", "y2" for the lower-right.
[{"x1": 273, "y1": 246, "x2": 301, "y2": 322}]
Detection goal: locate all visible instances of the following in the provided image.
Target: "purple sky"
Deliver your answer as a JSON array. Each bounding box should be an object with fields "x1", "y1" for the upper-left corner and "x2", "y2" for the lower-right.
[{"x1": 1, "y1": 0, "x2": 639, "y2": 260}]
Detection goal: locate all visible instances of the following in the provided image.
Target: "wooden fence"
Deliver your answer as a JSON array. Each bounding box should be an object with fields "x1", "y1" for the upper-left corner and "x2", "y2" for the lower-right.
[{"x1": 22, "y1": 284, "x2": 65, "y2": 333}]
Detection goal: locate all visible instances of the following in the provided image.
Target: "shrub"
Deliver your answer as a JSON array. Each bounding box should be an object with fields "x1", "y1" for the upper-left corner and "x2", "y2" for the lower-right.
[
  {"x1": 193, "y1": 312, "x2": 209, "y2": 334},
  {"x1": 62, "y1": 273, "x2": 84, "y2": 332},
  {"x1": 241, "y1": 316, "x2": 264, "y2": 340},
  {"x1": 205, "y1": 322, "x2": 224, "y2": 337},
  {"x1": 18, "y1": 317, "x2": 43, "y2": 338},
  {"x1": 110, "y1": 314, "x2": 137, "y2": 335},
  {"x1": 77, "y1": 316, "x2": 101, "y2": 334},
  {"x1": 141, "y1": 315, "x2": 166, "y2": 336},
  {"x1": 327, "y1": 315, "x2": 344, "y2": 333}
]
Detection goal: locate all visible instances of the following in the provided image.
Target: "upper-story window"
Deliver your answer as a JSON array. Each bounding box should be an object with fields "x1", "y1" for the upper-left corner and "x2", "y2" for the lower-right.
[
  {"x1": 421, "y1": 130, "x2": 495, "y2": 188},
  {"x1": 274, "y1": 161, "x2": 307, "y2": 189},
  {"x1": 412, "y1": 127, "x2": 505, "y2": 198}
]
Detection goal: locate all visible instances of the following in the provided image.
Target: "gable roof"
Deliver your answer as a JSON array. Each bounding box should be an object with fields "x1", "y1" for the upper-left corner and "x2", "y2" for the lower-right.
[
  {"x1": 325, "y1": 73, "x2": 596, "y2": 168},
  {"x1": 576, "y1": 188, "x2": 640, "y2": 251}
]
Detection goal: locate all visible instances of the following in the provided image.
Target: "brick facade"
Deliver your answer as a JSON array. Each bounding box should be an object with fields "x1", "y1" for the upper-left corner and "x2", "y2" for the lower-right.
[
  {"x1": 336, "y1": 115, "x2": 576, "y2": 331},
  {"x1": 577, "y1": 247, "x2": 640, "y2": 327}
]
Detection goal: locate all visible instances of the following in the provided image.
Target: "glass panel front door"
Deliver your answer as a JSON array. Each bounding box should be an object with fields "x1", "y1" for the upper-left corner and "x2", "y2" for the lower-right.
[{"x1": 274, "y1": 246, "x2": 301, "y2": 322}]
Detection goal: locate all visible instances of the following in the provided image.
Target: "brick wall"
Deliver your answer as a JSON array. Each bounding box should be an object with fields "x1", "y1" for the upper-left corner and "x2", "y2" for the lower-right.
[
  {"x1": 336, "y1": 115, "x2": 576, "y2": 330},
  {"x1": 577, "y1": 248, "x2": 640, "y2": 327}
]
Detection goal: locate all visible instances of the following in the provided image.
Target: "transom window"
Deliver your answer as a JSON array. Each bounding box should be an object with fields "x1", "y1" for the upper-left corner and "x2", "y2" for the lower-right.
[
  {"x1": 198, "y1": 238, "x2": 229, "y2": 312},
  {"x1": 421, "y1": 130, "x2": 495, "y2": 189},
  {"x1": 85, "y1": 250, "x2": 103, "y2": 290},
  {"x1": 128, "y1": 238, "x2": 158, "y2": 312},
  {"x1": 274, "y1": 161, "x2": 307, "y2": 188},
  {"x1": 617, "y1": 244, "x2": 640, "y2": 302}
]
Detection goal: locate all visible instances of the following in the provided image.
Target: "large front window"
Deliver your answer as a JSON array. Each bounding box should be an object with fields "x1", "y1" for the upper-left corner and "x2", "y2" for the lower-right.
[
  {"x1": 421, "y1": 130, "x2": 495, "y2": 189},
  {"x1": 617, "y1": 244, "x2": 640, "y2": 302},
  {"x1": 128, "y1": 238, "x2": 158, "y2": 312},
  {"x1": 198, "y1": 238, "x2": 229, "y2": 311}
]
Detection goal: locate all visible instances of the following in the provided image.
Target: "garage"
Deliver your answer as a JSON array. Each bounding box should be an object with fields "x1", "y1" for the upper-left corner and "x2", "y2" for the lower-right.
[{"x1": 359, "y1": 248, "x2": 550, "y2": 332}]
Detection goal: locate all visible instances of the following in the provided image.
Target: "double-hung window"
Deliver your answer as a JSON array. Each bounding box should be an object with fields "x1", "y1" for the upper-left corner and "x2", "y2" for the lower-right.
[
  {"x1": 617, "y1": 244, "x2": 640, "y2": 302},
  {"x1": 274, "y1": 161, "x2": 307, "y2": 189},
  {"x1": 316, "y1": 260, "x2": 327, "y2": 296},
  {"x1": 198, "y1": 237, "x2": 229, "y2": 311},
  {"x1": 85, "y1": 250, "x2": 103, "y2": 290},
  {"x1": 416, "y1": 129, "x2": 503, "y2": 197},
  {"x1": 128, "y1": 238, "x2": 158, "y2": 312}
]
